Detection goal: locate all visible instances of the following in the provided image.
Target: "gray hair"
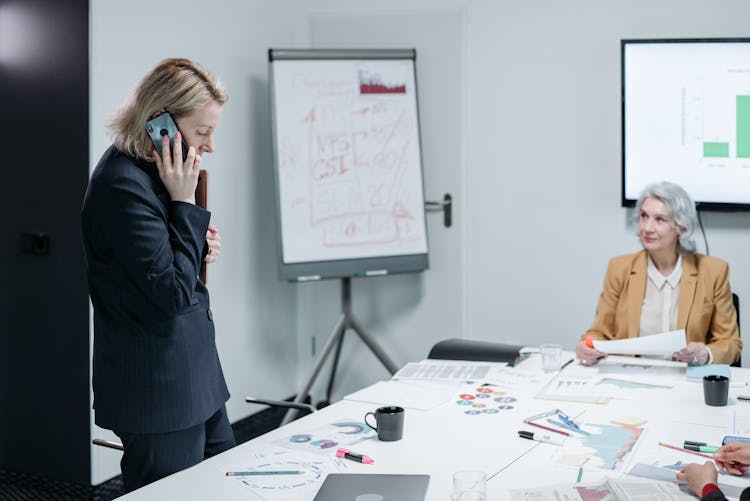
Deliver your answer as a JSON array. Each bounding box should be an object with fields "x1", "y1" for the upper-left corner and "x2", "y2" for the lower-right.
[{"x1": 634, "y1": 181, "x2": 697, "y2": 255}]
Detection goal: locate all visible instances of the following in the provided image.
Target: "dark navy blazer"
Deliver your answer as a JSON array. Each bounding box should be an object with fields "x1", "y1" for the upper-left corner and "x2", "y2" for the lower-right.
[{"x1": 82, "y1": 146, "x2": 229, "y2": 434}]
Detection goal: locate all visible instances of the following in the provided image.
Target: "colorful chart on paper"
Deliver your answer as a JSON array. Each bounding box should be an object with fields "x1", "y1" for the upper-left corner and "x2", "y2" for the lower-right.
[
  {"x1": 580, "y1": 423, "x2": 643, "y2": 470},
  {"x1": 455, "y1": 383, "x2": 517, "y2": 415},
  {"x1": 575, "y1": 485, "x2": 615, "y2": 501},
  {"x1": 276, "y1": 419, "x2": 375, "y2": 454},
  {"x1": 225, "y1": 449, "x2": 343, "y2": 499}
]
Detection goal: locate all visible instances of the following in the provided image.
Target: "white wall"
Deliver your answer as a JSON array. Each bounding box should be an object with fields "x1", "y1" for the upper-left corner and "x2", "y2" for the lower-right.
[{"x1": 90, "y1": 0, "x2": 750, "y2": 483}]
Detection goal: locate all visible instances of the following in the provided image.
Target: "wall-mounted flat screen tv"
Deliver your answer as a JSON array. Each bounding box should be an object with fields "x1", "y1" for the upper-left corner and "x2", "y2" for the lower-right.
[{"x1": 622, "y1": 38, "x2": 750, "y2": 210}]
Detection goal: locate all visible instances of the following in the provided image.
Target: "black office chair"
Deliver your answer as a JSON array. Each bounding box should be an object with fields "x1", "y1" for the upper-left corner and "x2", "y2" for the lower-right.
[
  {"x1": 245, "y1": 397, "x2": 317, "y2": 414},
  {"x1": 243, "y1": 396, "x2": 319, "y2": 430},
  {"x1": 427, "y1": 338, "x2": 524, "y2": 366}
]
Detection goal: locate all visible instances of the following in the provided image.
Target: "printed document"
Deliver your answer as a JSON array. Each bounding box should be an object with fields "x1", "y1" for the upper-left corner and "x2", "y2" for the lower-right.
[
  {"x1": 393, "y1": 359, "x2": 508, "y2": 382},
  {"x1": 593, "y1": 330, "x2": 685, "y2": 356}
]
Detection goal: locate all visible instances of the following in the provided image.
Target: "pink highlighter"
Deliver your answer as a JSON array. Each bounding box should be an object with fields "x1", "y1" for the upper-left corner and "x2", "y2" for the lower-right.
[{"x1": 336, "y1": 448, "x2": 375, "y2": 464}]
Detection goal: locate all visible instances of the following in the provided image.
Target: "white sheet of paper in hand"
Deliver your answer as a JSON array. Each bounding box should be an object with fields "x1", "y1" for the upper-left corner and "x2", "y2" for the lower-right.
[{"x1": 593, "y1": 329, "x2": 686, "y2": 356}]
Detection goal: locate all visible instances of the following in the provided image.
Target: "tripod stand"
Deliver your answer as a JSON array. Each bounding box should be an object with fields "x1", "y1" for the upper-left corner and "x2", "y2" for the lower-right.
[{"x1": 281, "y1": 276, "x2": 399, "y2": 425}]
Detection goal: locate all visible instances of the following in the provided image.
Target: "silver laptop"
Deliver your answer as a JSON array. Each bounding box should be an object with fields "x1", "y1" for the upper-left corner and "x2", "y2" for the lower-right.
[{"x1": 313, "y1": 473, "x2": 430, "y2": 501}]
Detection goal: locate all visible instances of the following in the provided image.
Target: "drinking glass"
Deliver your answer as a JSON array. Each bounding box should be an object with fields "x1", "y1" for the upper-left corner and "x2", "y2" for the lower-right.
[
  {"x1": 540, "y1": 343, "x2": 562, "y2": 373},
  {"x1": 451, "y1": 470, "x2": 486, "y2": 501}
]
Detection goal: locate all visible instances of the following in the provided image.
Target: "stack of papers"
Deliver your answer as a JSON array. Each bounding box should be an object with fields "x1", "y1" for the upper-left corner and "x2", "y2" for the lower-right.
[{"x1": 393, "y1": 359, "x2": 508, "y2": 383}]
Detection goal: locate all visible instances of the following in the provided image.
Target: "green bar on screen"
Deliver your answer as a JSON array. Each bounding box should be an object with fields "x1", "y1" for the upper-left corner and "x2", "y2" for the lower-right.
[
  {"x1": 737, "y1": 95, "x2": 750, "y2": 158},
  {"x1": 703, "y1": 142, "x2": 729, "y2": 158}
]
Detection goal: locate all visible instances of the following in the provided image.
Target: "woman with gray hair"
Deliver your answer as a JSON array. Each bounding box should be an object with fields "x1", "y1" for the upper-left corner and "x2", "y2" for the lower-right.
[{"x1": 575, "y1": 181, "x2": 741, "y2": 366}]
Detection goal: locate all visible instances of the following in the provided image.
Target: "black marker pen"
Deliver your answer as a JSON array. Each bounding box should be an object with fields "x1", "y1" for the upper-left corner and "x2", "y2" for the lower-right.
[{"x1": 518, "y1": 430, "x2": 564, "y2": 446}]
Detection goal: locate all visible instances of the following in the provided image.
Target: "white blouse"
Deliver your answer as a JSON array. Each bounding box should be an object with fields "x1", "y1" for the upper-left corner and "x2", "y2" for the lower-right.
[
  {"x1": 639, "y1": 254, "x2": 713, "y2": 363},
  {"x1": 640, "y1": 255, "x2": 682, "y2": 336}
]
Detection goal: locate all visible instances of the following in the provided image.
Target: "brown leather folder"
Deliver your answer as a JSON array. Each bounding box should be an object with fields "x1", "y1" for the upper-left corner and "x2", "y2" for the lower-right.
[{"x1": 195, "y1": 170, "x2": 208, "y2": 283}]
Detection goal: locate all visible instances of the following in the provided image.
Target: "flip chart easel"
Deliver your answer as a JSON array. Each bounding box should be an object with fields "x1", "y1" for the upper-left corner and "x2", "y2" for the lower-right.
[{"x1": 269, "y1": 49, "x2": 428, "y2": 423}]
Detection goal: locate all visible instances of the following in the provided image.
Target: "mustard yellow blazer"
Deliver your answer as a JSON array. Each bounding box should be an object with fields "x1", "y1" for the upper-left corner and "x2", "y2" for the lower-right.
[{"x1": 584, "y1": 250, "x2": 741, "y2": 365}]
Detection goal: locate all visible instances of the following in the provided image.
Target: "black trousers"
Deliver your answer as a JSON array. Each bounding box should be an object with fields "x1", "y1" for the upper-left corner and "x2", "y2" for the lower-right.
[{"x1": 114, "y1": 405, "x2": 236, "y2": 493}]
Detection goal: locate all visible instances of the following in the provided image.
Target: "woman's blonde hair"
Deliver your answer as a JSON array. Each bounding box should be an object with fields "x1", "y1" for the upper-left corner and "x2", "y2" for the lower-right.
[{"x1": 109, "y1": 58, "x2": 228, "y2": 161}]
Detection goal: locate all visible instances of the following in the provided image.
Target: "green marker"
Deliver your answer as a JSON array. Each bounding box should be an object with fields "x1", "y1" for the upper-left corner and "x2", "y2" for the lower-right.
[
  {"x1": 684, "y1": 444, "x2": 719, "y2": 453},
  {"x1": 576, "y1": 467, "x2": 583, "y2": 483}
]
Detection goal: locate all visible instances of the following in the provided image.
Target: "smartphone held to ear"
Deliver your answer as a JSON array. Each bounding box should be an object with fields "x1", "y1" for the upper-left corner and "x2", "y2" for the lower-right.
[{"x1": 146, "y1": 112, "x2": 188, "y2": 161}]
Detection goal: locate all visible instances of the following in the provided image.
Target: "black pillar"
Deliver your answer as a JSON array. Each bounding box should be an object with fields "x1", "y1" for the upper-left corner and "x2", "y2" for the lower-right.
[{"x1": 0, "y1": 0, "x2": 91, "y2": 485}]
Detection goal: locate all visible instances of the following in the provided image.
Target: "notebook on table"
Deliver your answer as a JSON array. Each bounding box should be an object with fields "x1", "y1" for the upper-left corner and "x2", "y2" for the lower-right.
[{"x1": 313, "y1": 473, "x2": 430, "y2": 501}]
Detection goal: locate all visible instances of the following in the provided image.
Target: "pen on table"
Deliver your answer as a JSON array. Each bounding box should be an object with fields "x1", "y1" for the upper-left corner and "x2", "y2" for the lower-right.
[
  {"x1": 548, "y1": 418, "x2": 591, "y2": 436},
  {"x1": 684, "y1": 444, "x2": 720, "y2": 453},
  {"x1": 225, "y1": 470, "x2": 303, "y2": 476},
  {"x1": 684, "y1": 440, "x2": 721, "y2": 451},
  {"x1": 524, "y1": 420, "x2": 571, "y2": 436},
  {"x1": 684, "y1": 440, "x2": 707, "y2": 447},
  {"x1": 658, "y1": 442, "x2": 714, "y2": 459},
  {"x1": 524, "y1": 410, "x2": 558, "y2": 422},
  {"x1": 336, "y1": 447, "x2": 375, "y2": 464},
  {"x1": 559, "y1": 358, "x2": 575, "y2": 371},
  {"x1": 576, "y1": 467, "x2": 583, "y2": 483},
  {"x1": 518, "y1": 430, "x2": 564, "y2": 446},
  {"x1": 555, "y1": 409, "x2": 580, "y2": 428}
]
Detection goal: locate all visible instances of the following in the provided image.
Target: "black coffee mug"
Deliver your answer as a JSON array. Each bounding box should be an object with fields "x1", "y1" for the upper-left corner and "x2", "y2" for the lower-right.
[
  {"x1": 703, "y1": 375, "x2": 729, "y2": 406},
  {"x1": 365, "y1": 405, "x2": 404, "y2": 441}
]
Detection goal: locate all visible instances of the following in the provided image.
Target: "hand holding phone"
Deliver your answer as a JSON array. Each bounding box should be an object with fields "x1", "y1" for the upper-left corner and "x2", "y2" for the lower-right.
[
  {"x1": 146, "y1": 112, "x2": 188, "y2": 161},
  {"x1": 146, "y1": 112, "x2": 199, "y2": 203}
]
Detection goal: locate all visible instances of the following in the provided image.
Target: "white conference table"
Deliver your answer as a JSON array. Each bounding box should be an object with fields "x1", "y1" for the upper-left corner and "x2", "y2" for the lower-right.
[{"x1": 120, "y1": 353, "x2": 750, "y2": 500}]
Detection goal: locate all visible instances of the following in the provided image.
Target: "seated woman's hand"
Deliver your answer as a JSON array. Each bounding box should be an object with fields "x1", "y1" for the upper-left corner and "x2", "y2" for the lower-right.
[
  {"x1": 676, "y1": 461, "x2": 718, "y2": 497},
  {"x1": 575, "y1": 339, "x2": 605, "y2": 366},
  {"x1": 714, "y1": 442, "x2": 750, "y2": 475},
  {"x1": 673, "y1": 342, "x2": 709, "y2": 365}
]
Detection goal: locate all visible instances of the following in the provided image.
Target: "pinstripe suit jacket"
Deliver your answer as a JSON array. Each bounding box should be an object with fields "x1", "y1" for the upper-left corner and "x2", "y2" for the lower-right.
[
  {"x1": 82, "y1": 146, "x2": 229, "y2": 433},
  {"x1": 584, "y1": 250, "x2": 741, "y2": 365}
]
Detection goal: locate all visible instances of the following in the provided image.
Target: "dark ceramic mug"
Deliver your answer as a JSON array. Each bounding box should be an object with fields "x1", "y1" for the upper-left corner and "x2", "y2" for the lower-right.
[
  {"x1": 365, "y1": 405, "x2": 404, "y2": 441},
  {"x1": 703, "y1": 375, "x2": 729, "y2": 406}
]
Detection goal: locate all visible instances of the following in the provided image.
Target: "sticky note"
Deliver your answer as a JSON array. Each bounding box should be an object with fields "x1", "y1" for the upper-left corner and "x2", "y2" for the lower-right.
[{"x1": 611, "y1": 416, "x2": 647, "y2": 427}]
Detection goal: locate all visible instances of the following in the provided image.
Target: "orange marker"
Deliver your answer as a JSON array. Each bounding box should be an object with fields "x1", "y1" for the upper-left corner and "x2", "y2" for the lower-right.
[{"x1": 584, "y1": 335, "x2": 594, "y2": 348}]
